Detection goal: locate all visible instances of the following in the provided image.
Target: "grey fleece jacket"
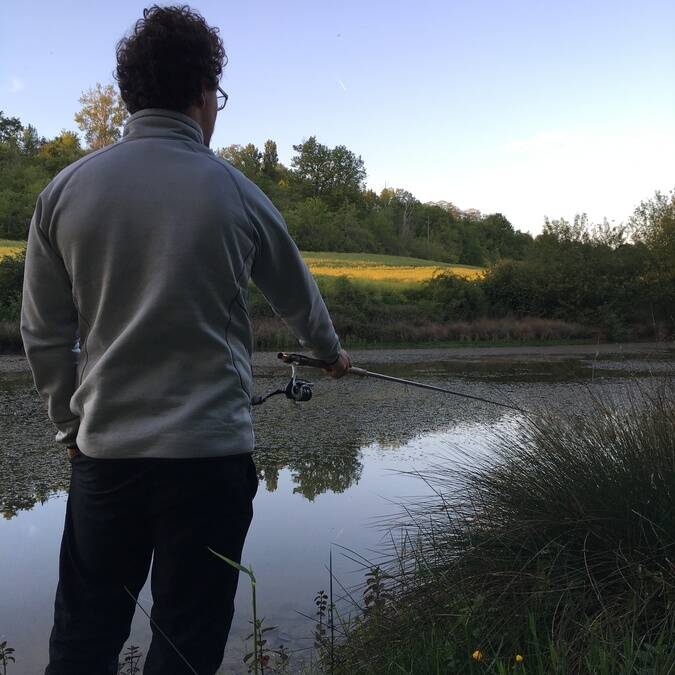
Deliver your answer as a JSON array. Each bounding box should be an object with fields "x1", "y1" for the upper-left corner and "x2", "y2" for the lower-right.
[{"x1": 20, "y1": 108, "x2": 341, "y2": 458}]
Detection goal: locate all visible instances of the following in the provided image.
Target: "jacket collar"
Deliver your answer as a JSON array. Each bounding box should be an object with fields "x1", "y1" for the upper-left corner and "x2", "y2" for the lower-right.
[{"x1": 122, "y1": 108, "x2": 205, "y2": 145}]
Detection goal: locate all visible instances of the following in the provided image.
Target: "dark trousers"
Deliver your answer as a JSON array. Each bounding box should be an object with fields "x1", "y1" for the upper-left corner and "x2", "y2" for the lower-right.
[{"x1": 45, "y1": 451, "x2": 258, "y2": 675}]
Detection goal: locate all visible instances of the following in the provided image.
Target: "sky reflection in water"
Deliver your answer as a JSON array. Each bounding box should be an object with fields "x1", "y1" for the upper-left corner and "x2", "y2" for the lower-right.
[{"x1": 0, "y1": 419, "x2": 503, "y2": 674}]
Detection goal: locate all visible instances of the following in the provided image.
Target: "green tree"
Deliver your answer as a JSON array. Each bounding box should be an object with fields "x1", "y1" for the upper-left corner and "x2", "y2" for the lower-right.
[
  {"x1": 285, "y1": 197, "x2": 337, "y2": 250},
  {"x1": 477, "y1": 212, "x2": 532, "y2": 262},
  {"x1": 0, "y1": 111, "x2": 22, "y2": 146},
  {"x1": 329, "y1": 144, "x2": 367, "y2": 203},
  {"x1": 38, "y1": 130, "x2": 85, "y2": 175},
  {"x1": 630, "y1": 189, "x2": 675, "y2": 264},
  {"x1": 391, "y1": 188, "x2": 417, "y2": 240},
  {"x1": 217, "y1": 143, "x2": 262, "y2": 179},
  {"x1": 291, "y1": 136, "x2": 332, "y2": 196},
  {"x1": 21, "y1": 124, "x2": 43, "y2": 156},
  {"x1": 262, "y1": 139, "x2": 279, "y2": 178},
  {"x1": 629, "y1": 189, "x2": 675, "y2": 329},
  {"x1": 0, "y1": 113, "x2": 85, "y2": 238},
  {"x1": 291, "y1": 136, "x2": 366, "y2": 206},
  {"x1": 0, "y1": 115, "x2": 51, "y2": 239},
  {"x1": 0, "y1": 156, "x2": 50, "y2": 239},
  {"x1": 74, "y1": 82, "x2": 128, "y2": 150}
]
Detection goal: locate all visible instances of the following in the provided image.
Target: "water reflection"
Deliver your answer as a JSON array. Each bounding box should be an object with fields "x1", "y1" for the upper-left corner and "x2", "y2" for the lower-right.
[
  {"x1": 255, "y1": 446, "x2": 363, "y2": 501},
  {"x1": 2, "y1": 346, "x2": 672, "y2": 518},
  {"x1": 0, "y1": 420, "x2": 503, "y2": 674},
  {"x1": 0, "y1": 363, "x2": 497, "y2": 517}
]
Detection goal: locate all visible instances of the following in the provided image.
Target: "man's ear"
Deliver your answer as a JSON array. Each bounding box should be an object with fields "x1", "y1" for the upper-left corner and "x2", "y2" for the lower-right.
[{"x1": 197, "y1": 91, "x2": 206, "y2": 108}]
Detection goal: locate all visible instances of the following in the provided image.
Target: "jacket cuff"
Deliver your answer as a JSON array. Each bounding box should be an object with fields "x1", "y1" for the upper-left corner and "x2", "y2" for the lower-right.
[
  {"x1": 54, "y1": 417, "x2": 80, "y2": 446},
  {"x1": 312, "y1": 337, "x2": 342, "y2": 365}
]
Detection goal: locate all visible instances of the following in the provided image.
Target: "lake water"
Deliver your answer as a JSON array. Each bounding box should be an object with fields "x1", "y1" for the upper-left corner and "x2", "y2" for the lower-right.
[{"x1": 1, "y1": 343, "x2": 672, "y2": 674}]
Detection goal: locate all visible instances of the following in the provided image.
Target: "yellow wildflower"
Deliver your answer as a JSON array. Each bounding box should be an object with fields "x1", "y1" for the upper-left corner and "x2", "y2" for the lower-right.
[
  {"x1": 472, "y1": 649, "x2": 483, "y2": 661},
  {"x1": 515, "y1": 654, "x2": 524, "y2": 663}
]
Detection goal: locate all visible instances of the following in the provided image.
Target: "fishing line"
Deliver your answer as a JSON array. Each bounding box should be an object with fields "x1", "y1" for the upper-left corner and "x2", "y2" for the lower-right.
[
  {"x1": 348, "y1": 366, "x2": 525, "y2": 413},
  {"x1": 123, "y1": 586, "x2": 199, "y2": 674}
]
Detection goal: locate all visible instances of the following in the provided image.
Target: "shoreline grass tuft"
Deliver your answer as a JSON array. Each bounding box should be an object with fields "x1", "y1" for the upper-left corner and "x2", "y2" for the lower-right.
[{"x1": 327, "y1": 382, "x2": 675, "y2": 674}]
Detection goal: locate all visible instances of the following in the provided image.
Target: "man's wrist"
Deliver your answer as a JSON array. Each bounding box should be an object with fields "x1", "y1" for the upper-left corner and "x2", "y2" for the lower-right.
[
  {"x1": 325, "y1": 352, "x2": 341, "y2": 366},
  {"x1": 323, "y1": 339, "x2": 343, "y2": 366}
]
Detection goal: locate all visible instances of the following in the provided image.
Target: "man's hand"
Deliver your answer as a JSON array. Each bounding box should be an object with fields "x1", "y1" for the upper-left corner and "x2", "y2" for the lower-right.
[
  {"x1": 67, "y1": 446, "x2": 79, "y2": 460},
  {"x1": 322, "y1": 349, "x2": 352, "y2": 379}
]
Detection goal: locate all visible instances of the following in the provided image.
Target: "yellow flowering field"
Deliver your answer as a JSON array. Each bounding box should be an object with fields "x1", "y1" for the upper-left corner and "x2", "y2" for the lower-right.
[
  {"x1": 0, "y1": 242, "x2": 484, "y2": 286},
  {"x1": 302, "y1": 251, "x2": 484, "y2": 284},
  {"x1": 0, "y1": 240, "x2": 25, "y2": 260}
]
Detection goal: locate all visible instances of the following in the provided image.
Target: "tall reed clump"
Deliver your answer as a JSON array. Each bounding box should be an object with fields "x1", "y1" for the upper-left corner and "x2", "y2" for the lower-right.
[{"x1": 331, "y1": 383, "x2": 675, "y2": 674}]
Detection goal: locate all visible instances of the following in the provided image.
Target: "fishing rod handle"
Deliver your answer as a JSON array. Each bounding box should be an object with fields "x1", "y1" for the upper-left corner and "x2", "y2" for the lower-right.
[
  {"x1": 277, "y1": 352, "x2": 367, "y2": 376},
  {"x1": 277, "y1": 352, "x2": 333, "y2": 368}
]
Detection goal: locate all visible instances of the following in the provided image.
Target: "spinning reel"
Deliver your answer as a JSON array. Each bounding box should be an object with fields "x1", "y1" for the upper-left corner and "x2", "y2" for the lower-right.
[{"x1": 251, "y1": 365, "x2": 314, "y2": 406}]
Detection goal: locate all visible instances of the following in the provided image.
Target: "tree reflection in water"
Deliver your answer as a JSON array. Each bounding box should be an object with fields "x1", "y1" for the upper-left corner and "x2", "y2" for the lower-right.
[
  {"x1": 254, "y1": 444, "x2": 363, "y2": 501},
  {"x1": 1, "y1": 353, "x2": 518, "y2": 516}
]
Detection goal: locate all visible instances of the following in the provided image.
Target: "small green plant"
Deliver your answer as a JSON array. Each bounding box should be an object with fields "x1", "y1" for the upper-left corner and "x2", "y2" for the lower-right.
[
  {"x1": 117, "y1": 645, "x2": 142, "y2": 675},
  {"x1": 307, "y1": 550, "x2": 342, "y2": 673},
  {"x1": 209, "y1": 548, "x2": 290, "y2": 675},
  {"x1": 313, "y1": 590, "x2": 329, "y2": 651},
  {"x1": 243, "y1": 616, "x2": 278, "y2": 674},
  {"x1": 0, "y1": 640, "x2": 15, "y2": 675},
  {"x1": 362, "y1": 566, "x2": 391, "y2": 618}
]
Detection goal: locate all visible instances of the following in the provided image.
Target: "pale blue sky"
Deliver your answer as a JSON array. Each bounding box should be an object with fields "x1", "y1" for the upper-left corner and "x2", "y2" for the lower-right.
[{"x1": 2, "y1": 0, "x2": 674, "y2": 233}]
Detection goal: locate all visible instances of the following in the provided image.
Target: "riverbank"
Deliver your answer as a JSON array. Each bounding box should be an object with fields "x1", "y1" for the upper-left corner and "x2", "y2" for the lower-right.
[
  {"x1": 1, "y1": 308, "x2": 672, "y2": 355},
  {"x1": 0, "y1": 317, "x2": 600, "y2": 355}
]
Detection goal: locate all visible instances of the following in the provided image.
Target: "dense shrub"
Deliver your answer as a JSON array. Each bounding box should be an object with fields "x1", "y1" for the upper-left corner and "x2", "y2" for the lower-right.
[
  {"x1": 0, "y1": 248, "x2": 24, "y2": 322},
  {"x1": 415, "y1": 271, "x2": 488, "y2": 321}
]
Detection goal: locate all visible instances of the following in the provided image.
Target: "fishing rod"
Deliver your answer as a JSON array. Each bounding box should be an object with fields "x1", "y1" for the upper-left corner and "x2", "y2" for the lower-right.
[{"x1": 251, "y1": 352, "x2": 525, "y2": 413}]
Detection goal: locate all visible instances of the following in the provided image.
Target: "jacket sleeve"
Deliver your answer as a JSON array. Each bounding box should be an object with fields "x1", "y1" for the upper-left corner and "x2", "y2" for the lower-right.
[
  {"x1": 20, "y1": 192, "x2": 81, "y2": 447},
  {"x1": 241, "y1": 179, "x2": 342, "y2": 364}
]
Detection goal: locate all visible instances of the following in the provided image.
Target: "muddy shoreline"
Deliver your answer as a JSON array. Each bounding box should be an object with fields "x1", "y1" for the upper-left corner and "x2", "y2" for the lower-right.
[{"x1": 2, "y1": 341, "x2": 673, "y2": 375}]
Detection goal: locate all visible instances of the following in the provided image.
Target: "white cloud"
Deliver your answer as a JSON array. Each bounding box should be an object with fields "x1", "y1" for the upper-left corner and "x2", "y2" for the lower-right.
[
  {"x1": 502, "y1": 131, "x2": 576, "y2": 155},
  {"x1": 389, "y1": 126, "x2": 675, "y2": 235},
  {"x1": 486, "y1": 127, "x2": 675, "y2": 232},
  {"x1": 9, "y1": 76, "x2": 25, "y2": 93}
]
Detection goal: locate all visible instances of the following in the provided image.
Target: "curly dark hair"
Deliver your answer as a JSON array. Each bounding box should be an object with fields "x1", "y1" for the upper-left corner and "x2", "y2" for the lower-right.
[{"x1": 114, "y1": 5, "x2": 227, "y2": 114}]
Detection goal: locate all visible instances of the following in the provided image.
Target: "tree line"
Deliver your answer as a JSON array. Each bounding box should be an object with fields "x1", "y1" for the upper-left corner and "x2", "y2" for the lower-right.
[
  {"x1": 0, "y1": 83, "x2": 532, "y2": 266},
  {"x1": 241, "y1": 200, "x2": 673, "y2": 345},
  {"x1": 1, "y1": 84, "x2": 673, "y2": 344}
]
